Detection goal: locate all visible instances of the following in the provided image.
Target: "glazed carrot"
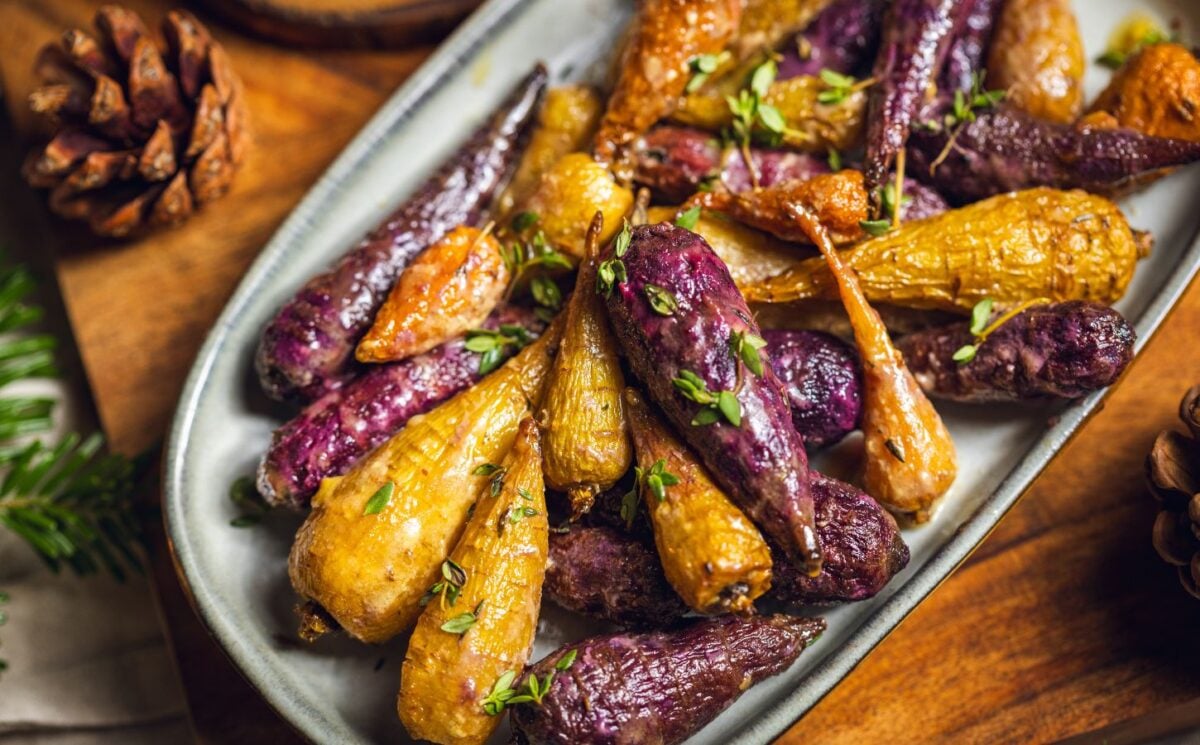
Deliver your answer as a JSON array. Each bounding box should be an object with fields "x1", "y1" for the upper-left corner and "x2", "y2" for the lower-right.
[
  {"x1": 624, "y1": 388, "x2": 772, "y2": 614},
  {"x1": 786, "y1": 201, "x2": 956, "y2": 521},
  {"x1": 398, "y1": 418, "x2": 548, "y2": 745},
  {"x1": 593, "y1": 0, "x2": 741, "y2": 174},
  {"x1": 356, "y1": 225, "x2": 508, "y2": 363},
  {"x1": 539, "y1": 214, "x2": 632, "y2": 516}
]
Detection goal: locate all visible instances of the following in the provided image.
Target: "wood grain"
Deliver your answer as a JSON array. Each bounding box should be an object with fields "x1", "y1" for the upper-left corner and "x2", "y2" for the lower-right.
[
  {"x1": 197, "y1": 0, "x2": 479, "y2": 48},
  {"x1": 2, "y1": 1, "x2": 1199, "y2": 743}
]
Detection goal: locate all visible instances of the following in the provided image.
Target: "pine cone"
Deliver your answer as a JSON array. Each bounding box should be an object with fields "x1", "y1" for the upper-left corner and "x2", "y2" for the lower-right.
[
  {"x1": 22, "y1": 6, "x2": 247, "y2": 238},
  {"x1": 1146, "y1": 384, "x2": 1200, "y2": 599}
]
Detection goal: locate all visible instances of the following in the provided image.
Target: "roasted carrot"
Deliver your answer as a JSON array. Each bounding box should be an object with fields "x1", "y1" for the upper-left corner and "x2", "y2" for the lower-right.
[
  {"x1": 356, "y1": 225, "x2": 508, "y2": 363},
  {"x1": 786, "y1": 202, "x2": 957, "y2": 521},
  {"x1": 539, "y1": 214, "x2": 632, "y2": 516},
  {"x1": 398, "y1": 418, "x2": 548, "y2": 745},
  {"x1": 624, "y1": 388, "x2": 772, "y2": 614}
]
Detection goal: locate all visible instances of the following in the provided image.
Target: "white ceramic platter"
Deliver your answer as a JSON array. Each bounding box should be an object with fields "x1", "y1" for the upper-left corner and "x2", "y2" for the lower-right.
[{"x1": 164, "y1": 1, "x2": 1200, "y2": 742}]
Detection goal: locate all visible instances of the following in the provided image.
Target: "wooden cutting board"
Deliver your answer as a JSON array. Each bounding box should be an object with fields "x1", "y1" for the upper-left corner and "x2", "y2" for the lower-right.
[{"x1": 2, "y1": 1, "x2": 1199, "y2": 743}]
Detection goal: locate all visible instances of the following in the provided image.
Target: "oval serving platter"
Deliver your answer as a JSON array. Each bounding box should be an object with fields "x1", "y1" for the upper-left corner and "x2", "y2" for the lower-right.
[{"x1": 164, "y1": 0, "x2": 1200, "y2": 743}]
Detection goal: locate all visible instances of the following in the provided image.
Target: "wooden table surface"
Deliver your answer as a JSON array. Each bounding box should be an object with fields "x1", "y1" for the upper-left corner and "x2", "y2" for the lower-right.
[{"x1": 2, "y1": 1, "x2": 1200, "y2": 742}]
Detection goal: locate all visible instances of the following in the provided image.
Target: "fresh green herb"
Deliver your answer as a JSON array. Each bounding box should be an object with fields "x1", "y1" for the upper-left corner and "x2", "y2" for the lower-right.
[
  {"x1": 674, "y1": 205, "x2": 702, "y2": 230},
  {"x1": 420, "y1": 559, "x2": 468, "y2": 608},
  {"x1": 613, "y1": 220, "x2": 631, "y2": 257},
  {"x1": 859, "y1": 219, "x2": 893, "y2": 237},
  {"x1": 597, "y1": 220, "x2": 633, "y2": 296},
  {"x1": 441, "y1": 600, "x2": 485, "y2": 635},
  {"x1": 952, "y1": 297, "x2": 995, "y2": 364},
  {"x1": 473, "y1": 462, "x2": 508, "y2": 497},
  {"x1": 555, "y1": 649, "x2": 578, "y2": 671},
  {"x1": 635, "y1": 459, "x2": 681, "y2": 502},
  {"x1": 644, "y1": 284, "x2": 678, "y2": 316},
  {"x1": 518, "y1": 487, "x2": 534, "y2": 501},
  {"x1": 724, "y1": 58, "x2": 793, "y2": 162},
  {"x1": 530, "y1": 276, "x2": 562, "y2": 311},
  {"x1": 508, "y1": 505, "x2": 540, "y2": 524},
  {"x1": 729, "y1": 330, "x2": 768, "y2": 377},
  {"x1": 827, "y1": 147, "x2": 843, "y2": 172},
  {"x1": 970, "y1": 298, "x2": 994, "y2": 335},
  {"x1": 816, "y1": 68, "x2": 857, "y2": 105},
  {"x1": 943, "y1": 70, "x2": 1006, "y2": 128},
  {"x1": 686, "y1": 51, "x2": 731, "y2": 93},
  {"x1": 750, "y1": 58, "x2": 776, "y2": 98},
  {"x1": 672, "y1": 370, "x2": 742, "y2": 426},
  {"x1": 483, "y1": 670, "x2": 521, "y2": 716},
  {"x1": 501, "y1": 224, "x2": 573, "y2": 307},
  {"x1": 483, "y1": 661, "x2": 567, "y2": 716},
  {"x1": 362, "y1": 481, "x2": 394, "y2": 515},
  {"x1": 951, "y1": 344, "x2": 978, "y2": 364},
  {"x1": 229, "y1": 475, "x2": 271, "y2": 527},
  {"x1": 879, "y1": 182, "x2": 913, "y2": 223},
  {"x1": 465, "y1": 326, "x2": 532, "y2": 375},
  {"x1": 511, "y1": 211, "x2": 539, "y2": 233},
  {"x1": 620, "y1": 486, "x2": 640, "y2": 528}
]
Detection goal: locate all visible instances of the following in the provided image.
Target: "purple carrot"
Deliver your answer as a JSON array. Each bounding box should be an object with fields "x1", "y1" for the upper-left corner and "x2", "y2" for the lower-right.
[
  {"x1": 257, "y1": 305, "x2": 546, "y2": 509},
  {"x1": 602, "y1": 223, "x2": 821, "y2": 573},
  {"x1": 633, "y1": 125, "x2": 829, "y2": 202},
  {"x1": 764, "y1": 329, "x2": 862, "y2": 449},
  {"x1": 908, "y1": 103, "x2": 1200, "y2": 204},
  {"x1": 778, "y1": 0, "x2": 886, "y2": 79},
  {"x1": 254, "y1": 65, "x2": 546, "y2": 403},
  {"x1": 940, "y1": 0, "x2": 1003, "y2": 93},
  {"x1": 546, "y1": 525, "x2": 688, "y2": 627},
  {"x1": 510, "y1": 614, "x2": 825, "y2": 745},
  {"x1": 897, "y1": 300, "x2": 1136, "y2": 402},
  {"x1": 864, "y1": 0, "x2": 969, "y2": 206}
]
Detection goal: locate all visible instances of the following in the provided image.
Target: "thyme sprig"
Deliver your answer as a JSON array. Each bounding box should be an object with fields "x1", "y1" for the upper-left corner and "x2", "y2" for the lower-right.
[
  {"x1": 420, "y1": 559, "x2": 468, "y2": 610},
  {"x1": 953, "y1": 297, "x2": 1050, "y2": 364},
  {"x1": 926, "y1": 71, "x2": 1006, "y2": 175},
  {"x1": 597, "y1": 221, "x2": 632, "y2": 296},
  {"x1": 472, "y1": 462, "x2": 507, "y2": 497},
  {"x1": 482, "y1": 650, "x2": 578, "y2": 716},
  {"x1": 672, "y1": 370, "x2": 741, "y2": 427},
  {"x1": 685, "y1": 51, "x2": 732, "y2": 93},
  {"x1": 464, "y1": 325, "x2": 533, "y2": 375}
]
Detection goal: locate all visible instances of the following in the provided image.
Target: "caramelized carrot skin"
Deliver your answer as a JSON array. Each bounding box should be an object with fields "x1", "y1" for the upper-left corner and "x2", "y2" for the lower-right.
[
  {"x1": 694, "y1": 170, "x2": 870, "y2": 244},
  {"x1": 746, "y1": 188, "x2": 1144, "y2": 311},
  {"x1": 785, "y1": 203, "x2": 956, "y2": 522},
  {"x1": 540, "y1": 218, "x2": 632, "y2": 514},
  {"x1": 398, "y1": 419, "x2": 548, "y2": 745},
  {"x1": 356, "y1": 225, "x2": 509, "y2": 363},
  {"x1": 862, "y1": 0, "x2": 967, "y2": 201},
  {"x1": 1090, "y1": 44, "x2": 1200, "y2": 142},
  {"x1": 593, "y1": 0, "x2": 740, "y2": 170},
  {"x1": 624, "y1": 388, "x2": 772, "y2": 614},
  {"x1": 987, "y1": 0, "x2": 1085, "y2": 124}
]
